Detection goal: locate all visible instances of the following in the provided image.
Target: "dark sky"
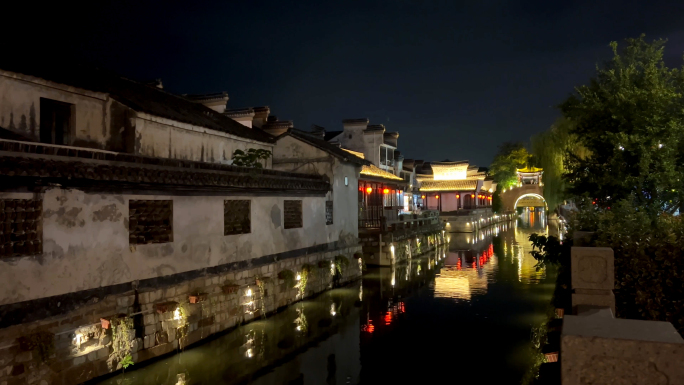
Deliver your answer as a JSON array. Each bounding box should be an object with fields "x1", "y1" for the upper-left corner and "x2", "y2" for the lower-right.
[{"x1": 4, "y1": 0, "x2": 684, "y2": 166}]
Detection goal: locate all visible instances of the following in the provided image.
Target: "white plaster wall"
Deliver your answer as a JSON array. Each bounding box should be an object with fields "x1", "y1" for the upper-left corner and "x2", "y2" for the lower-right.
[
  {"x1": 362, "y1": 131, "x2": 384, "y2": 166},
  {"x1": 272, "y1": 135, "x2": 359, "y2": 245},
  {"x1": 0, "y1": 72, "x2": 109, "y2": 146},
  {"x1": 0, "y1": 188, "x2": 332, "y2": 305},
  {"x1": 135, "y1": 117, "x2": 272, "y2": 167}
]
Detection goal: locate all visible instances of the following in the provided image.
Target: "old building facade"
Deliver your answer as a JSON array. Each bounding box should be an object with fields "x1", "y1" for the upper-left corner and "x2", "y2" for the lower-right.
[{"x1": 0, "y1": 63, "x2": 362, "y2": 384}]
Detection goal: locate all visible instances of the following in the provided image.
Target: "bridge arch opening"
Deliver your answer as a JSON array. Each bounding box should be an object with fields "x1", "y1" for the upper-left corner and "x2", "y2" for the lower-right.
[{"x1": 513, "y1": 193, "x2": 547, "y2": 211}]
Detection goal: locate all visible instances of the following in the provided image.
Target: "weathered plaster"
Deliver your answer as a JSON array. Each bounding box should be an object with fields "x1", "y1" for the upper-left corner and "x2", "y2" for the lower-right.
[
  {"x1": 273, "y1": 135, "x2": 360, "y2": 248},
  {"x1": 0, "y1": 188, "x2": 337, "y2": 306},
  {"x1": 0, "y1": 72, "x2": 109, "y2": 147},
  {"x1": 135, "y1": 116, "x2": 273, "y2": 166}
]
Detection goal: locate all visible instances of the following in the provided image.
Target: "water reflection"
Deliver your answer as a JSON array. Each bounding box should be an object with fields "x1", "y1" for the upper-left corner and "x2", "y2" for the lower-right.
[{"x1": 97, "y1": 211, "x2": 554, "y2": 385}]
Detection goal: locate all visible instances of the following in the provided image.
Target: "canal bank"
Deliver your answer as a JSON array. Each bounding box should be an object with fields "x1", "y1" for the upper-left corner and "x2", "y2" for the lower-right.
[{"x1": 95, "y1": 211, "x2": 555, "y2": 384}]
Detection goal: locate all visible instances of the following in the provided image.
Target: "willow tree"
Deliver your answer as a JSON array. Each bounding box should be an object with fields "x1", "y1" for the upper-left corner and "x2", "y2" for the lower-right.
[
  {"x1": 560, "y1": 35, "x2": 684, "y2": 214},
  {"x1": 531, "y1": 118, "x2": 589, "y2": 212}
]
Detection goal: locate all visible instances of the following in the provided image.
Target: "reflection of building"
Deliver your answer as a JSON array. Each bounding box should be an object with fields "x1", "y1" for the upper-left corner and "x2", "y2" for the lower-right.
[{"x1": 435, "y1": 248, "x2": 497, "y2": 300}]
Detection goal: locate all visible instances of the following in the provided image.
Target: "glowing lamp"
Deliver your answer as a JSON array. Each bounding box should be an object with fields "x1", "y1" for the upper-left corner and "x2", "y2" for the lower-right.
[
  {"x1": 383, "y1": 188, "x2": 390, "y2": 194},
  {"x1": 435, "y1": 195, "x2": 439, "y2": 199},
  {"x1": 471, "y1": 194, "x2": 474, "y2": 198},
  {"x1": 456, "y1": 194, "x2": 460, "y2": 198},
  {"x1": 421, "y1": 195, "x2": 425, "y2": 199},
  {"x1": 366, "y1": 187, "x2": 373, "y2": 194}
]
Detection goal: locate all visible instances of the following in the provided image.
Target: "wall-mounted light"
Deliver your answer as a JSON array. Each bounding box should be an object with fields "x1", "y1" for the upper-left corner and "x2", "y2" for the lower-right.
[{"x1": 345, "y1": 176, "x2": 349, "y2": 186}]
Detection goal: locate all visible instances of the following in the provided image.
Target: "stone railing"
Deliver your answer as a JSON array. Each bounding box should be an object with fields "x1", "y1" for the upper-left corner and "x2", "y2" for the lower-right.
[{"x1": 561, "y1": 246, "x2": 684, "y2": 384}]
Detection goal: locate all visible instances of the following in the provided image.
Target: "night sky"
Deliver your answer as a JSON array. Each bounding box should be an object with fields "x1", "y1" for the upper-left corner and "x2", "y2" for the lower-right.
[{"x1": 4, "y1": 0, "x2": 684, "y2": 166}]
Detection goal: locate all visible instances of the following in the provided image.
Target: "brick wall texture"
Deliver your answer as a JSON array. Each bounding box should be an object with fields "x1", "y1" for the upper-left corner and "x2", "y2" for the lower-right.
[{"x1": 0, "y1": 245, "x2": 362, "y2": 385}]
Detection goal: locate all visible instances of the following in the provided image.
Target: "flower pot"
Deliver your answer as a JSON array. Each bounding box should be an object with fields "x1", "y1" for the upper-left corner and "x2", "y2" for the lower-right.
[
  {"x1": 545, "y1": 352, "x2": 558, "y2": 362},
  {"x1": 555, "y1": 308, "x2": 564, "y2": 319},
  {"x1": 222, "y1": 284, "x2": 240, "y2": 295},
  {"x1": 100, "y1": 318, "x2": 110, "y2": 330},
  {"x1": 155, "y1": 301, "x2": 178, "y2": 314},
  {"x1": 189, "y1": 295, "x2": 199, "y2": 304}
]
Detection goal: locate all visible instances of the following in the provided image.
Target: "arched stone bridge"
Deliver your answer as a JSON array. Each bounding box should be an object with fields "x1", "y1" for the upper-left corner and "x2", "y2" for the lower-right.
[{"x1": 501, "y1": 184, "x2": 546, "y2": 213}]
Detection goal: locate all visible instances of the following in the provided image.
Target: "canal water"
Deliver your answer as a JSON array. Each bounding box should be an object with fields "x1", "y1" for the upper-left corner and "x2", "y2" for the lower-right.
[{"x1": 96, "y1": 210, "x2": 554, "y2": 385}]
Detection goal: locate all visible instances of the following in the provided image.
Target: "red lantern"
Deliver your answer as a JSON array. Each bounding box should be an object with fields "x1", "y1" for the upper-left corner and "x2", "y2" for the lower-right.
[
  {"x1": 421, "y1": 195, "x2": 425, "y2": 199},
  {"x1": 366, "y1": 187, "x2": 373, "y2": 194},
  {"x1": 471, "y1": 194, "x2": 474, "y2": 198},
  {"x1": 435, "y1": 195, "x2": 439, "y2": 199},
  {"x1": 383, "y1": 188, "x2": 390, "y2": 194},
  {"x1": 456, "y1": 194, "x2": 460, "y2": 199}
]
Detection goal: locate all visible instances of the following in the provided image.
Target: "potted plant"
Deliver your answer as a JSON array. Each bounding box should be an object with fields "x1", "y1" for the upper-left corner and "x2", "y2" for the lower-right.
[
  {"x1": 222, "y1": 280, "x2": 240, "y2": 294},
  {"x1": 188, "y1": 289, "x2": 208, "y2": 304},
  {"x1": 155, "y1": 301, "x2": 179, "y2": 314}
]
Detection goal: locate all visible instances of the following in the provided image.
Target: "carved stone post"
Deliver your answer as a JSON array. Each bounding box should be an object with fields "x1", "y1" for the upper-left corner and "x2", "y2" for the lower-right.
[{"x1": 571, "y1": 247, "x2": 615, "y2": 315}]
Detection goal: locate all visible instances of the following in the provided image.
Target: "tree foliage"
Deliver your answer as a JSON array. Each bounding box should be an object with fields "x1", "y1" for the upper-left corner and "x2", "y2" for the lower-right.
[
  {"x1": 488, "y1": 142, "x2": 531, "y2": 189},
  {"x1": 232, "y1": 148, "x2": 272, "y2": 168},
  {"x1": 530, "y1": 118, "x2": 590, "y2": 212},
  {"x1": 560, "y1": 35, "x2": 684, "y2": 214},
  {"x1": 570, "y1": 200, "x2": 684, "y2": 333}
]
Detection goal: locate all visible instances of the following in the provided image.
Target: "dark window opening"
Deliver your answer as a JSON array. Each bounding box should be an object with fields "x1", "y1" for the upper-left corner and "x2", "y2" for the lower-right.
[
  {"x1": 284, "y1": 200, "x2": 303, "y2": 229},
  {"x1": 325, "y1": 201, "x2": 333, "y2": 225},
  {"x1": 40, "y1": 98, "x2": 73, "y2": 145},
  {"x1": 0, "y1": 199, "x2": 42, "y2": 257},
  {"x1": 129, "y1": 200, "x2": 173, "y2": 244},
  {"x1": 224, "y1": 200, "x2": 251, "y2": 235}
]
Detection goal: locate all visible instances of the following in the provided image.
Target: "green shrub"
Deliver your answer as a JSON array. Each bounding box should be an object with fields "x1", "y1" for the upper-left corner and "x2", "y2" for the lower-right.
[
  {"x1": 334, "y1": 255, "x2": 349, "y2": 275},
  {"x1": 565, "y1": 199, "x2": 684, "y2": 333},
  {"x1": 278, "y1": 269, "x2": 296, "y2": 288}
]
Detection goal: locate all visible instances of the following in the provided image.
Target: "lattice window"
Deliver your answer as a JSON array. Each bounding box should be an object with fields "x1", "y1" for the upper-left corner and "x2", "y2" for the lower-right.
[
  {"x1": 284, "y1": 200, "x2": 303, "y2": 229},
  {"x1": 0, "y1": 199, "x2": 42, "y2": 257},
  {"x1": 129, "y1": 200, "x2": 173, "y2": 244},
  {"x1": 224, "y1": 200, "x2": 251, "y2": 235},
  {"x1": 325, "y1": 201, "x2": 333, "y2": 225}
]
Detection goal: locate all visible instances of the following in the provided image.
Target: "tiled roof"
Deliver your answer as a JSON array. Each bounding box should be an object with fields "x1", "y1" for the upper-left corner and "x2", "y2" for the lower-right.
[
  {"x1": 360, "y1": 164, "x2": 404, "y2": 181},
  {"x1": 419, "y1": 179, "x2": 478, "y2": 191},
  {"x1": 518, "y1": 166, "x2": 543, "y2": 173},
  {"x1": 0, "y1": 59, "x2": 273, "y2": 144},
  {"x1": 0, "y1": 139, "x2": 329, "y2": 193},
  {"x1": 278, "y1": 130, "x2": 370, "y2": 166}
]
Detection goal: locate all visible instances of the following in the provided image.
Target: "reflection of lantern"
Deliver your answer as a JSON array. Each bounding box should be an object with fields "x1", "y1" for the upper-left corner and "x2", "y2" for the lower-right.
[
  {"x1": 383, "y1": 188, "x2": 390, "y2": 194},
  {"x1": 366, "y1": 187, "x2": 373, "y2": 194}
]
